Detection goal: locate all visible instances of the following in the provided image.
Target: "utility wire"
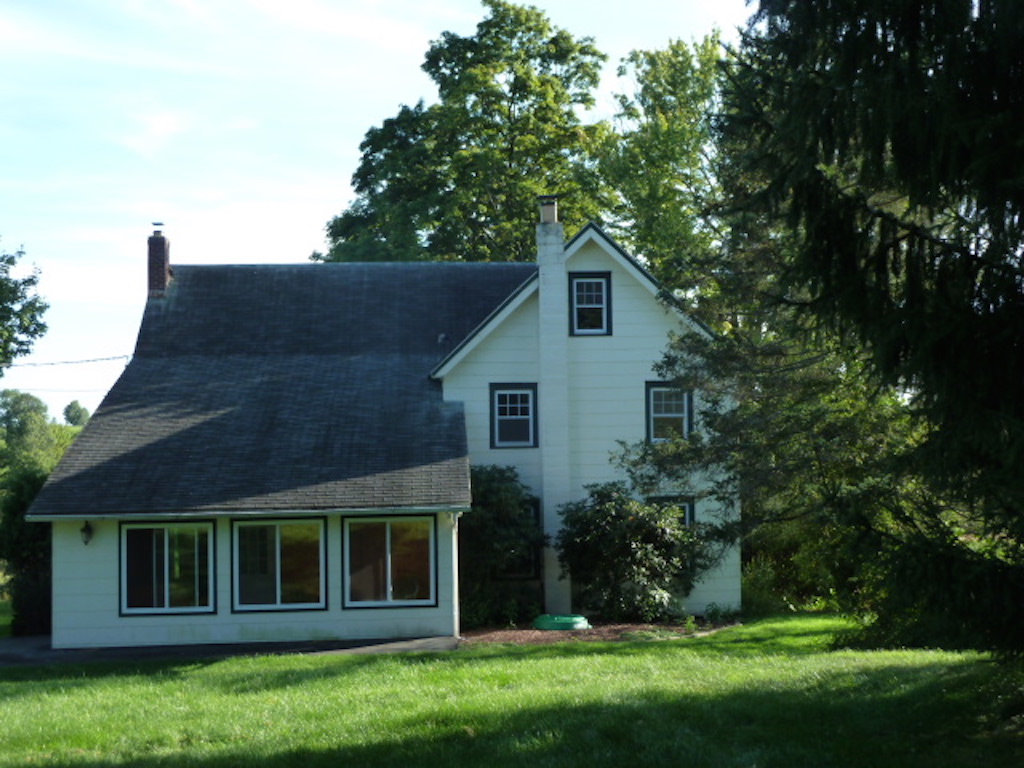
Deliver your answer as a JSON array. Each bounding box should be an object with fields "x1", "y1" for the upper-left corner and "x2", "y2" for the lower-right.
[{"x1": 8, "y1": 355, "x2": 131, "y2": 368}]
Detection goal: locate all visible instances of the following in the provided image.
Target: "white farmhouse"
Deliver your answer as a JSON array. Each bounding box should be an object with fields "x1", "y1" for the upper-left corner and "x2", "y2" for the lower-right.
[{"x1": 27, "y1": 199, "x2": 740, "y2": 649}]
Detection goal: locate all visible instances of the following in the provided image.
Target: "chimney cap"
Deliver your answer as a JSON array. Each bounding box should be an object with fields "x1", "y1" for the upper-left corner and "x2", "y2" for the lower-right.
[{"x1": 538, "y1": 195, "x2": 559, "y2": 224}]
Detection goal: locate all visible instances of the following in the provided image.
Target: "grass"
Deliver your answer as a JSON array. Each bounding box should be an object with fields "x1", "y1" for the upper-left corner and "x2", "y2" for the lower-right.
[{"x1": 0, "y1": 614, "x2": 1021, "y2": 767}]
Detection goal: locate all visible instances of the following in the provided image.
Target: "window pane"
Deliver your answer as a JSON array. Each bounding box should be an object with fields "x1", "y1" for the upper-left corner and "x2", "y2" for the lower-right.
[
  {"x1": 390, "y1": 521, "x2": 431, "y2": 600},
  {"x1": 653, "y1": 416, "x2": 685, "y2": 440},
  {"x1": 349, "y1": 522, "x2": 387, "y2": 602},
  {"x1": 238, "y1": 525, "x2": 277, "y2": 605},
  {"x1": 574, "y1": 278, "x2": 607, "y2": 332},
  {"x1": 575, "y1": 279, "x2": 604, "y2": 306},
  {"x1": 495, "y1": 389, "x2": 533, "y2": 446},
  {"x1": 280, "y1": 523, "x2": 322, "y2": 604},
  {"x1": 124, "y1": 525, "x2": 212, "y2": 612},
  {"x1": 651, "y1": 387, "x2": 688, "y2": 440},
  {"x1": 576, "y1": 306, "x2": 605, "y2": 330},
  {"x1": 168, "y1": 526, "x2": 209, "y2": 608},
  {"x1": 126, "y1": 528, "x2": 164, "y2": 608},
  {"x1": 497, "y1": 415, "x2": 532, "y2": 444}
]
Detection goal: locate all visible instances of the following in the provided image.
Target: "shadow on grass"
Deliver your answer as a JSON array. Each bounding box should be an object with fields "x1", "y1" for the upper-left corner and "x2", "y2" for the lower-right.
[
  {"x1": 28, "y1": 654, "x2": 1023, "y2": 768},
  {"x1": 3, "y1": 617, "x2": 1022, "y2": 767},
  {"x1": 0, "y1": 615, "x2": 875, "y2": 694}
]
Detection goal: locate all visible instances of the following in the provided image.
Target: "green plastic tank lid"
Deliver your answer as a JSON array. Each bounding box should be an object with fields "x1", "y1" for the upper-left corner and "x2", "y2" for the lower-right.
[{"x1": 533, "y1": 614, "x2": 592, "y2": 631}]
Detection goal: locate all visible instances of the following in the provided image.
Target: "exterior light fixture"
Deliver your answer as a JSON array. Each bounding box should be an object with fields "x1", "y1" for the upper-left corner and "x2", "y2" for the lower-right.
[{"x1": 80, "y1": 521, "x2": 93, "y2": 545}]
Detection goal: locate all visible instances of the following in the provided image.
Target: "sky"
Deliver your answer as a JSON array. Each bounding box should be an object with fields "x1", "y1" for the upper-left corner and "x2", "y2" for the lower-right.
[{"x1": 0, "y1": 0, "x2": 753, "y2": 419}]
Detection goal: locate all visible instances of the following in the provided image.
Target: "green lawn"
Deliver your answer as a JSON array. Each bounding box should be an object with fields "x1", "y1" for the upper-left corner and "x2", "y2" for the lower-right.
[{"x1": 0, "y1": 615, "x2": 1020, "y2": 767}]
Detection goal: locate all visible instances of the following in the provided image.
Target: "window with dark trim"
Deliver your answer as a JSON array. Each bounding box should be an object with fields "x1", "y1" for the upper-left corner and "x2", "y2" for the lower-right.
[
  {"x1": 646, "y1": 382, "x2": 692, "y2": 442},
  {"x1": 647, "y1": 496, "x2": 696, "y2": 526},
  {"x1": 233, "y1": 519, "x2": 325, "y2": 611},
  {"x1": 569, "y1": 272, "x2": 612, "y2": 335},
  {"x1": 490, "y1": 384, "x2": 538, "y2": 448},
  {"x1": 121, "y1": 522, "x2": 215, "y2": 615},
  {"x1": 344, "y1": 516, "x2": 436, "y2": 607}
]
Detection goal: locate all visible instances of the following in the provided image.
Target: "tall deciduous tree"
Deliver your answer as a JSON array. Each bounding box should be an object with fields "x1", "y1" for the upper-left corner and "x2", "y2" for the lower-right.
[
  {"x1": 602, "y1": 35, "x2": 724, "y2": 291},
  {"x1": 317, "y1": 0, "x2": 612, "y2": 263},
  {"x1": 0, "y1": 246, "x2": 46, "y2": 369},
  {"x1": 62, "y1": 400, "x2": 90, "y2": 427},
  {"x1": 0, "y1": 393, "x2": 79, "y2": 636}
]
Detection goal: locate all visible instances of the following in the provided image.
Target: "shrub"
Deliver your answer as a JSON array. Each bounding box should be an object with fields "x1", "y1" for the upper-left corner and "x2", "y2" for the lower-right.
[
  {"x1": 459, "y1": 466, "x2": 547, "y2": 628},
  {"x1": 554, "y1": 482, "x2": 723, "y2": 622}
]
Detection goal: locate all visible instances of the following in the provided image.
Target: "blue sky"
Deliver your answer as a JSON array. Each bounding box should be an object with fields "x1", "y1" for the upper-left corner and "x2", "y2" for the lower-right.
[{"x1": 0, "y1": 0, "x2": 752, "y2": 418}]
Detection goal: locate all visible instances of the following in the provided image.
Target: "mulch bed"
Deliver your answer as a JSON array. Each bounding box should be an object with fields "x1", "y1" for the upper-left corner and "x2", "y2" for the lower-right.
[{"x1": 459, "y1": 622, "x2": 711, "y2": 646}]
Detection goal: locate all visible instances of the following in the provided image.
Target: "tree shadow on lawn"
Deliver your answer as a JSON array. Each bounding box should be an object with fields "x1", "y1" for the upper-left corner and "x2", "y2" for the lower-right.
[
  {"x1": 0, "y1": 615, "x2": 953, "y2": 696},
  {"x1": 28, "y1": 655, "x2": 1023, "y2": 768}
]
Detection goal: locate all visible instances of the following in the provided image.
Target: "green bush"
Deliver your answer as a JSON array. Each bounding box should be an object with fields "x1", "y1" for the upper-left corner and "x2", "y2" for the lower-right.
[
  {"x1": 741, "y1": 554, "x2": 793, "y2": 617},
  {"x1": 0, "y1": 466, "x2": 50, "y2": 635},
  {"x1": 459, "y1": 466, "x2": 546, "y2": 628},
  {"x1": 555, "y1": 482, "x2": 723, "y2": 622}
]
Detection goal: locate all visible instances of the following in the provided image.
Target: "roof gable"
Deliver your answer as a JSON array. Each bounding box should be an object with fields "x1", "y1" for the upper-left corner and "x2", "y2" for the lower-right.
[{"x1": 431, "y1": 223, "x2": 711, "y2": 380}]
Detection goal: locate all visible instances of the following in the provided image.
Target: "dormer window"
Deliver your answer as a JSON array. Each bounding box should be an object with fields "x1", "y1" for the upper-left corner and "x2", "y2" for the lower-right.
[{"x1": 569, "y1": 272, "x2": 612, "y2": 335}]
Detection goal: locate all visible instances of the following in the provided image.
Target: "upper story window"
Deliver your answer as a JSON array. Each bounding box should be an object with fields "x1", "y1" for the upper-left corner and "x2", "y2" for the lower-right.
[
  {"x1": 490, "y1": 383, "x2": 538, "y2": 448},
  {"x1": 121, "y1": 522, "x2": 215, "y2": 615},
  {"x1": 569, "y1": 272, "x2": 612, "y2": 336},
  {"x1": 647, "y1": 383, "x2": 692, "y2": 442},
  {"x1": 647, "y1": 496, "x2": 696, "y2": 527}
]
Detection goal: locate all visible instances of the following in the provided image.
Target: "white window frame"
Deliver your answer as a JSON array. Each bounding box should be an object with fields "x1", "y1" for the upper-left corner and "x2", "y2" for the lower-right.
[
  {"x1": 570, "y1": 272, "x2": 612, "y2": 335},
  {"x1": 343, "y1": 516, "x2": 437, "y2": 608},
  {"x1": 232, "y1": 519, "x2": 326, "y2": 611},
  {"x1": 120, "y1": 521, "x2": 215, "y2": 615},
  {"x1": 490, "y1": 384, "x2": 538, "y2": 448},
  {"x1": 647, "y1": 383, "x2": 692, "y2": 442}
]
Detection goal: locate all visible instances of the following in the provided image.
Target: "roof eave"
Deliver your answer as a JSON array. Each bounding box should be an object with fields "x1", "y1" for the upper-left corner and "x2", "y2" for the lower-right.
[{"x1": 430, "y1": 271, "x2": 539, "y2": 380}]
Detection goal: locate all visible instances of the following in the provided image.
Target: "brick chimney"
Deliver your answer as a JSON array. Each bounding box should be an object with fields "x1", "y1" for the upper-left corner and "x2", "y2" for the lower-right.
[{"x1": 148, "y1": 226, "x2": 171, "y2": 296}]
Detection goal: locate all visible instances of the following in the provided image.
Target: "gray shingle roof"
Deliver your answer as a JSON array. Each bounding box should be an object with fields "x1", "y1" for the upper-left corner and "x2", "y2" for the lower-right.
[{"x1": 29, "y1": 261, "x2": 536, "y2": 518}]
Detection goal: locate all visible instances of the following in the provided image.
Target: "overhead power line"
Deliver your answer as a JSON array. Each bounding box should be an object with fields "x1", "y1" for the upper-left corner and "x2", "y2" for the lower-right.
[{"x1": 8, "y1": 355, "x2": 131, "y2": 368}]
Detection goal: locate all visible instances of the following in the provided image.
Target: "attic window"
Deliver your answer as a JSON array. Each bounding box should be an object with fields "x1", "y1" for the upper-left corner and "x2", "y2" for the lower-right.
[{"x1": 570, "y1": 272, "x2": 612, "y2": 335}]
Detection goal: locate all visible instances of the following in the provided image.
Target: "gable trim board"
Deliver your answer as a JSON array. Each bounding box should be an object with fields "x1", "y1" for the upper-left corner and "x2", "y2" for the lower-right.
[{"x1": 29, "y1": 213, "x2": 740, "y2": 650}]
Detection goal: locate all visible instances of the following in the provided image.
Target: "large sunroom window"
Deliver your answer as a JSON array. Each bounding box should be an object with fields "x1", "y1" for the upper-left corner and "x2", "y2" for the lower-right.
[
  {"x1": 121, "y1": 522, "x2": 214, "y2": 614},
  {"x1": 345, "y1": 517, "x2": 435, "y2": 607},
  {"x1": 233, "y1": 519, "x2": 325, "y2": 610}
]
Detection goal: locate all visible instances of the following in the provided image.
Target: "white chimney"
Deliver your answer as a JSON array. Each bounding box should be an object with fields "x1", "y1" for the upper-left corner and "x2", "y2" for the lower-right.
[
  {"x1": 535, "y1": 194, "x2": 573, "y2": 614},
  {"x1": 536, "y1": 195, "x2": 564, "y2": 266}
]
